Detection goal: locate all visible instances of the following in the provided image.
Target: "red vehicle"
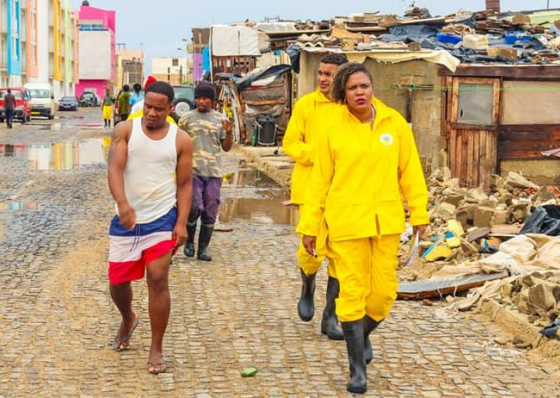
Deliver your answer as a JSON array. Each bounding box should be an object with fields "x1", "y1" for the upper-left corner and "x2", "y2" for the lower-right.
[{"x1": 0, "y1": 87, "x2": 32, "y2": 123}]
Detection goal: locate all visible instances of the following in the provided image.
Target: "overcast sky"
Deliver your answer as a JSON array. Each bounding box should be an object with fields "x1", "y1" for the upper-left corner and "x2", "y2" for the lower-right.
[{"x1": 70, "y1": 0, "x2": 558, "y2": 75}]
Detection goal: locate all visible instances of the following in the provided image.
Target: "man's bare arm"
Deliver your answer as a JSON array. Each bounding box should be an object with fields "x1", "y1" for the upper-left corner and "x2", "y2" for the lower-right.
[
  {"x1": 173, "y1": 129, "x2": 193, "y2": 248},
  {"x1": 108, "y1": 121, "x2": 137, "y2": 229},
  {"x1": 108, "y1": 121, "x2": 130, "y2": 205}
]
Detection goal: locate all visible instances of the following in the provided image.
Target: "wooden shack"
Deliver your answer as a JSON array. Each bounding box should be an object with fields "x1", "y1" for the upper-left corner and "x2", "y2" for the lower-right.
[{"x1": 440, "y1": 65, "x2": 560, "y2": 188}]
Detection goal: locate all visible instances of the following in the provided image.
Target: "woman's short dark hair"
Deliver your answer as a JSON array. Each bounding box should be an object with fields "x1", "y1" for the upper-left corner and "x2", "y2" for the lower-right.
[
  {"x1": 145, "y1": 81, "x2": 175, "y2": 104},
  {"x1": 331, "y1": 62, "x2": 373, "y2": 103}
]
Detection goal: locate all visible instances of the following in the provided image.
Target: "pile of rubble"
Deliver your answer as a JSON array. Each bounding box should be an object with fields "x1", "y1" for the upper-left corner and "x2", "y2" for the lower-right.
[
  {"x1": 286, "y1": 7, "x2": 560, "y2": 64},
  {"x1": 429, "y1": 169, "x2": 558, "y2": 234},
  {"x1": 397, "y1": 168, "x2": 560, "y2": 336},
  {"x1": 499, "y1": 271, "x2": 560, "y2": 328},
  {"x1": 399, "y1": 169, "x2": 560, "y2": 276}
]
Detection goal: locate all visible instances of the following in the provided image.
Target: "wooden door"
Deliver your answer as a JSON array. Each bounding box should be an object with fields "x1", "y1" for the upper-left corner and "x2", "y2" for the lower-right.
[{"x1": 449, "y1": 77, "x2": 501, "y2": 189}]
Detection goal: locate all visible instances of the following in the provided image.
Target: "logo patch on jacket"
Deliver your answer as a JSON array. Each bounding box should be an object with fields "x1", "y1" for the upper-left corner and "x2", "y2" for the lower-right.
[{"x1": 380, "y1": 133, "x2": 394, "y2": 146}]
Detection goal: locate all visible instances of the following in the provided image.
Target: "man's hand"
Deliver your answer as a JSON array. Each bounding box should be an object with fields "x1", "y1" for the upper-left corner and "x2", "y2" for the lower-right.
[
  {"x1": 172, "y1": 223, "x2": 187, "y2": 250},
  {"x1": 117, "y1": 202, "x2": 136, "y2": 230},
  {"x1": 302, "y1": 235, "x2": 317, "y2": 257},
  {"x1": 221, "y1": 118, "x2": 233, "y2": 135},
  {"x1": 413, "y1": 224, "x2": 428, "y2": 238}
]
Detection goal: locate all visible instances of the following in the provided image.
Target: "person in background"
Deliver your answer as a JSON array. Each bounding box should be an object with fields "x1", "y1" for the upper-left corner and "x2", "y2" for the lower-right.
[
  {"x1": 178, "y1": 82, "x2": 233, "y2": 261},
  {"x1": 283, "y1": 53, "x2": 349, "y2": 341},
  {"x1": 299, "y1": 63, "x2": 429, "y2": 394},
  {"x1": 128, "y1": 77, "x2": 176, "y2": 125},
  {"x1": 102, "y1": 88, "x2": 114, "y2": 128},
  {"x1": 4, "y1": 89, "x2": 16, "y2": 129},
  {"x1": 130, "y1": 76, "x2": 157, "y2": 115},
  {"x1": 130, "y1": 83, "x2": 144, "y2": 108},
  {"x1": 117, "y1": 85, "x2": 131, "y2": 121},
  {"x1": 107, "y1": 81, "x2": 192, "y2": 374}
]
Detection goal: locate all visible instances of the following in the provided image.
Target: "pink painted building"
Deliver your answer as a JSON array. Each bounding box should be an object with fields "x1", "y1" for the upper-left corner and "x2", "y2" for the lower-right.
[{"x1": 75, "y1": 1, "x2": 115, "y2": 97}]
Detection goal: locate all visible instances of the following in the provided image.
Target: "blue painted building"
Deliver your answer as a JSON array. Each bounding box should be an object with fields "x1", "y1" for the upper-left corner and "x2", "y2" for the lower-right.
[{"x1": 7, "y1": 0, "x2": 23, "y2": 82}]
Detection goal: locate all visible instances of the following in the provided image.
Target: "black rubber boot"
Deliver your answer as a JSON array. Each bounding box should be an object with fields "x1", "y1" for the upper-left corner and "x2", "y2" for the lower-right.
[
  {"x1": 321, "y1": 277, "x2": 344, "y2": 340},
  {"x1": 363, "y1": 315, "x2": 381, "y2": 365},
  {"x1": 341, "y1": 320, "x2": 367, "y2": 394},
  {"x1": 197, "y1": 225, "x2": 214, "y2": 261},
  {"x1": 184, "y1": 222, "x2": 197, "y2": 258},
  {"x1": 297, "y1": 269, "x2": 316, "y2": 322}
]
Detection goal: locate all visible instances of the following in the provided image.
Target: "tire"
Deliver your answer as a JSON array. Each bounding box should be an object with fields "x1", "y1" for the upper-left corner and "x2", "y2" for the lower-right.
[{"x1": 174, "y1": 99, "x2": 192, "y2": 118}]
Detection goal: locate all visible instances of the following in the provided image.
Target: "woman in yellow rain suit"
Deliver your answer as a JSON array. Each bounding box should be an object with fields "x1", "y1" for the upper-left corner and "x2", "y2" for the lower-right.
[{"x1": 298, "y1": 63, "x2": 429, "y2": 394}]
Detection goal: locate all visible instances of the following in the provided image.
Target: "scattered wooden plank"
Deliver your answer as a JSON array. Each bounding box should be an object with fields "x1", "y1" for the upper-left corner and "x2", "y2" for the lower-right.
[
  {"x1": 467, "y1": 227, "x2": 491, "y2": 242},
  {"x1": 397, "y1": 271, "x2": 509, "y2": 300}
]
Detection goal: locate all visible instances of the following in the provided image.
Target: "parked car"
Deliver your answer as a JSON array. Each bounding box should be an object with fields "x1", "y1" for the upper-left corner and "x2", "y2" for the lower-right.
[
  {"x1": 0, "y1": 87, "x2": 32, "y2": 123},
  {"x1": 79, "y1": 92, "x2": 100, "y2": 107},
  {"x1": 59, "y1": 96, "x2": 79, "y2": 111},
  {"x1": 171, "y1": 85, "x2": 195, "y2": 118},
  {"x1": 25, "y1": 83, "x2": 56, "y2": 119}
]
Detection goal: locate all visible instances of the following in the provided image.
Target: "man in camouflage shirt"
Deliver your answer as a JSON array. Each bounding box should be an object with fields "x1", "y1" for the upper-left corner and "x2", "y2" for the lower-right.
[{"x1": 178, "y1": 82, "x2": 233, "y2": 261}]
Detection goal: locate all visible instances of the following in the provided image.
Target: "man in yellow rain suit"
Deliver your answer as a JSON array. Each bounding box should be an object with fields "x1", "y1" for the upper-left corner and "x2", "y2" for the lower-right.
[
  {"x1": 299, "y1": 62, "x2": 429, "y2": 394},
  {"x1": 282, "y1": 53, "x2": 348, "y2": 340}
]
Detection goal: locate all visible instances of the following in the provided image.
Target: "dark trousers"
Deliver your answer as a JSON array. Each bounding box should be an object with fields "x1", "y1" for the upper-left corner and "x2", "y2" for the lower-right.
[
  {"x1": 5, "y1": 109, "x2": 14, "y2": 126},
  {"x1": 188, "y1": 175, "x2": 222, "y2": 225}
]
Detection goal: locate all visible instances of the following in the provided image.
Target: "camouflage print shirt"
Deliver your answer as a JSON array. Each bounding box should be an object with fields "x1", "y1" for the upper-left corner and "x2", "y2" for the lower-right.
[{"x1": 179, "y1": 109, "x2": 226, "y2": 178}]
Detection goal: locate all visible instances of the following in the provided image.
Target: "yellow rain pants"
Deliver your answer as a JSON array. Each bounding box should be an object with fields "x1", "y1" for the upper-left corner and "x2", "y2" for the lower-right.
[
  {"x1": 102, "y1": 105, "x2": 113, "y2": 120},
  {"x1": 328, "y1": 234, "x2": 401, "y2": 323},
  {"x1": 298, "y1": 203, "x2": 336, "y2": 278}
]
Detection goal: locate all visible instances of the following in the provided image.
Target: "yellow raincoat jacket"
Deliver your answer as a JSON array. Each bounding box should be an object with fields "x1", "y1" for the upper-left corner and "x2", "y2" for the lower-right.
[
  {"x1": 297, "y1": 98, "x2": 429, "y2": 249},
  {"x1": 283, "y1": 89, "x2": 337, "y2": 204}
]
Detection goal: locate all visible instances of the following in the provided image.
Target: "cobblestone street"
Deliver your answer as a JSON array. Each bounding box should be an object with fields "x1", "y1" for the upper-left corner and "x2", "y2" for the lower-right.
[{"x1": 1, "y1": 109, "x2": 559, "y2": 397}]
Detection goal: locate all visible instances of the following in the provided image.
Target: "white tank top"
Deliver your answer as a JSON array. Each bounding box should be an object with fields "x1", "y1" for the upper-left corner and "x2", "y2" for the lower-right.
[{"x1": 118, "y1": 117, "x2": 178, "y2": 224}]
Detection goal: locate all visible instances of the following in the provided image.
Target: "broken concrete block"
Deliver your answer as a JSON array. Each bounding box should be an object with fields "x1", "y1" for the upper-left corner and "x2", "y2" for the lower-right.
[
  {"x1": 492, "y1": 174, "x2": 506, "y2": 190},
  {"x1": 533, "y1": 186, "x2": 558, "y2": 207},
  {"x1": 467, "y1": 226, "x2": 490, "y2": 242},
  {"x1": 456, "y1": 205, "x2": 476, "y2": 229},
  {"x1": 430, "y1": 202, "x2": 456, "y2": 222},
  {"x1": 480, "y1": 198, "x2": 498, "y2": 209},
  {"x1": 502, "y1": 283, "x2": 514, "y2": 298},
  {"x1": 508, "y1": 204, "x2": 529, "y2": 223},
  {"x1": 442, "y1": 193, "x2": 464, "y2": 208},
  {"x1": 528, "y1": 284, "x2": 556, "y2": 313},
  {"x1": 495, "y1": 203, "x2": 508, "y2": 211},
  {"x1": 442, "y1": 178, "x2": 460, "y2": 189},
  {"x1": 491, "y1": 210, "x2": 508, "y2": 225},
  {"x1": 505, "y1": 171, "x2": 539, "y2": 190},
  {"x1": 497, "y1": 191, "x2": 513, "y2": 206},
  {"x1": 516, "y1": 289, "x2": 530, "y2": 314},
  {"x1": 474, "y1": 206, "x2": 495, "y2": 228},
  {"x1": 466, "y1": 187, "x2": 489, "y2": 203}
]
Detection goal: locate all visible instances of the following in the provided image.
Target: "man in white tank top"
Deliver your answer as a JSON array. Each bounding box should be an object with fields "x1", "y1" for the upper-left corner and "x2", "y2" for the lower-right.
[{"x1": 108, "y1": 81, "x2": 193, "y2": 374}]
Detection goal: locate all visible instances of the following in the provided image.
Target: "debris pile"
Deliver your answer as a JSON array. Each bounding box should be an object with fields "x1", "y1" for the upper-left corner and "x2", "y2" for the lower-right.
[
  {"x1": 428, "y1": 169, "x2": 558, "y2": 233},
  {"x1": 398, "y1": 169, "x2": 560, "y2": 283},
  {"x1": 498, "y1": 271, "x2": 560, "y2": 328},
  {"x1": 277, "y1": 7, "x2": 560, "y2": 64}
]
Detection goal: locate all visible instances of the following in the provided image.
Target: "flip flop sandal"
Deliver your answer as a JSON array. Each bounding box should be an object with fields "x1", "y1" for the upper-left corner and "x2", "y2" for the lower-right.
[
  {"x1": 147, "y1": 361, "x2": 168, "y2": 374},
  {"x1": 111, "y1": 318, "x2": 139, "y2": 352}
]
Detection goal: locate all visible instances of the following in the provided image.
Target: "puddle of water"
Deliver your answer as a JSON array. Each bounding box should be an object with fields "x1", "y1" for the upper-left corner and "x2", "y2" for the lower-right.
[
  {"x1": 223, "y1": 168, "x2": 280, "y2": 188},
  {"x1": 39, "y1": 122, "x2": 62, "y2": 131},
  {"x1": 0, "y1": 138, "x2": 109, "y2": 171},
  {"x1": 0, "y1": 201, "x2": 40, "y2": 212},
  {"x1": 218, "y1": 198, "x2": 299, "y2": 226}
]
